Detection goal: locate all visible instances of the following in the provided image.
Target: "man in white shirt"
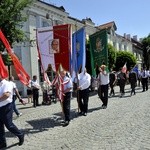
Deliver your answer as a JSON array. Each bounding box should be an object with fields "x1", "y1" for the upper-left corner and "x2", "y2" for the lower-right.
[
  {"x1": 77, "y1": 68, "x2": 91, "y2": 116},
  {"x1": 98, "y1": 65, "x2": 109, "y2": 109},
  {"x1": 141, "y1": 67, "x2": 149, "y2": 92},
  {"x1": 60, "y1": 70, "x2": 73, "y2": 127},
  {"x1": 0, "y1": 75, "x2": 24, "y2": 149},
  {"x1": 9, "y1": 76, "x2": 23, "y2": 116},
  {"x1": 31, "y1": 75, "x2": 40, "y2": 107}
]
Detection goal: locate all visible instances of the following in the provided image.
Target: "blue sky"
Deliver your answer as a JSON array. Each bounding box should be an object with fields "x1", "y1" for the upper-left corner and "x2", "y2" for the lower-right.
[{"x1": 44, "y1": 0, "x2": 150, "y2": 39}]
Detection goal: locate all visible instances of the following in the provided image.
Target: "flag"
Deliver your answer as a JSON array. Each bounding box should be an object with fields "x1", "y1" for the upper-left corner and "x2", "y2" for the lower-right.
[
  {"x1": 0, "y1": 53, "x2": 8, "y2": 78},
  {"x1": 71, "y1": 27, "x2": 86, "y2": 75},
  {"x1": 0, "y1": 29, "x2": 30, "y2": 85},
  {"x1": 10, "y1": 53, "x2": 30, "y2": 85},
  {"x1": 132, "y1": 65, "x2": 138, "y2": 74},
  {"x1": 51, "y1": 74, "x2": 64, "y2": 101},
  {"x1": 36, "y1": 24, "x2": 72, "y2": 73},
  {"x1": 0, "y1": 29, "x2": 11, "y2": 53},
  {"x1": 122, "y1": 63, "x2": 127, "y2": 73},
  {"x1": 89, "y1": 29, "x2": 108, "y2": 76}
]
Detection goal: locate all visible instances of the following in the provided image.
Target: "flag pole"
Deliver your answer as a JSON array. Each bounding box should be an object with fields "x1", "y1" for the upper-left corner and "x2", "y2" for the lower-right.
[{"x1": 74, "y1": 22, "x2": 80, "y2": 113}]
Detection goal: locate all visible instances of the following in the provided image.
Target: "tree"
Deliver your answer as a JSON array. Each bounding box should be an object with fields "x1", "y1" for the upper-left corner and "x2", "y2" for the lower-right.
[
  {"x1": 114, "y1": 51, "x2": 137, "y2": 71},
  {"x1": 108, "y1": 44, "x2": 116, "y2": 70},
  {"x1": 141, "y1": 34, "x2": 150, "y2": 69},
  {"x1": 0, "y1": 0, "x2": 33, "y2": 51}
]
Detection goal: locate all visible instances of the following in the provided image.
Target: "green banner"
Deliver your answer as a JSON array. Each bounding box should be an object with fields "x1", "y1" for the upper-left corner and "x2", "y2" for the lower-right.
[{"x1": 89, "y1": 29, "x2": 108, "y2": 76}]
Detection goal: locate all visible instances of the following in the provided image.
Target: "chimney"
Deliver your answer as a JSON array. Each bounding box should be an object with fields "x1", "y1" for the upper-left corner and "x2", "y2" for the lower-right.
[
  {"x1": 127, "y1": 34, "x2": 131, "y2": 41},
  {"x1": 133, "y1": 35, "x2": 138, "y2": 41},
  {"x1": 124, "y1": 33, "x2": 127, "y2": 39}
]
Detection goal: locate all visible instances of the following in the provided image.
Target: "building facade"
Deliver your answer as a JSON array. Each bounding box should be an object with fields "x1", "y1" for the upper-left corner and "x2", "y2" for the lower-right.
[{"x1": 13, "y1": 0, "x2": 143, "y2": 96}]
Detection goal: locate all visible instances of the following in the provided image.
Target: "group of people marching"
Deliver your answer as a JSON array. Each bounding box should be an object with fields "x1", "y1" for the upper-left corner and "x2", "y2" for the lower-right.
[
  {"x1": 0, "y1": 64, "x2": 150, "y2": 148},
  {"x1": 109, "y1": 66, "x2": 150, "y2": 98}
]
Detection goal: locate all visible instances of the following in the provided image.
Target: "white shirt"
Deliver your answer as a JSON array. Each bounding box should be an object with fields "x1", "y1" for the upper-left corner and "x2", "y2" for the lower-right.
[
  {"x1": 0, "y1": 79, "x2": 13, "y2": 107},
  {"x1": 63, "y1": 76, "x2": 73, "y2": 92},
  {"x1": 99, "y1": 71, "x2": 109, "y2": 85},
  {"x1": 141, "y1": 70, "x2": 149, "y2": 78},
  {"x1": 31, "y1": 80, "x2": 40, "y2": 89},
  {"x1": 78, "y1": 72, "x2": 91, "y2": 90}
]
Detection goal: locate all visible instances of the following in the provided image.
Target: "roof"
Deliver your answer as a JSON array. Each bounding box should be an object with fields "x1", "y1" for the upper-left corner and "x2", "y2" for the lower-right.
[
  {"x1": 97, "y1": 21, "x2": 117, "y2": 31},
  {"x1": 37, "y1": 0, "x2": 66, "y2": 12}
]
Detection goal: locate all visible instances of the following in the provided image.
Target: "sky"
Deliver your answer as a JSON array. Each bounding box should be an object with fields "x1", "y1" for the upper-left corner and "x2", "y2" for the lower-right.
[{"x1": 44, "y1": 0, "x2": 150, "y2": 39}]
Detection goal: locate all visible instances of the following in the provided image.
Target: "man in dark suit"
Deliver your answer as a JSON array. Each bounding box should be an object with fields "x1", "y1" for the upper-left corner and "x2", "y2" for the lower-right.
[{"x1": 129, "y1": 67, "x2": 137, "y2": 96}]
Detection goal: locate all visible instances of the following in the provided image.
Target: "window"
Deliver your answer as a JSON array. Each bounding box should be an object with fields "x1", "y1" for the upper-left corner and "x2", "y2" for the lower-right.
[{"x1": 42, "y1": 21, "x2": 50, "y2": 27}]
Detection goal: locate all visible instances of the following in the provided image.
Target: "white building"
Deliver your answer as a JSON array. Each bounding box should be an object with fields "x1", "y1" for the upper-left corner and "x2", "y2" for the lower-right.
[{"x1": 13, "y1": 1, "x2": 143, "y2": 96}]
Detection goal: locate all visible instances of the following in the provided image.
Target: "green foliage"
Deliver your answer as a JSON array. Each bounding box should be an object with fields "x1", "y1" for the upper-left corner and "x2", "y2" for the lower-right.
[
  {"x1": 114, "y1": 51, "x2": 137, "y2": 71},
  {"x1": 1, "y1": 53, "x2": 12, "y2": 66},
  {"x1": 0, "y1": 0, "x2": 33, "y2": 51},
  {"x1": 141, "y1": 35, "x2": 150, "y2": 68},
  {"x1": 108, "y1": 44, "x2": 116, "y2": 70}
]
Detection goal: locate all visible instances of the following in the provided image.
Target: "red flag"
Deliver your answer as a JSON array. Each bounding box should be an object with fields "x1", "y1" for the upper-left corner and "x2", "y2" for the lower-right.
[
  {"x1": 0, "y1": 54, "x2": 8, "y2": 78},
  {"x1": 10, "y1": 53, "x2": 30, "y2": 85},
  {"x1": 0, "y1": 30, "x2": 11, "y2": 53},
  {"x1": 53, "y1": 24, "x2": 71, "y2": 71},
  {"x1": 52, "y1": 74, "x2": 64, "y2": 101},
  {"x1": 122, "y1": 63, "x2": 127, "y2": 73},
  {"x1": 0, "y1": 29, "x2": 30, "y2": 85}
]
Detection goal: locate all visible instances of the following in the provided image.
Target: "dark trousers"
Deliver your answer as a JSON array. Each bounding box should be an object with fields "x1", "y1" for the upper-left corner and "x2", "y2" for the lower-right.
[
  {"x1": 0, "y1": 103, "x2": 23, "y2": 144},
  {"x1": 62, "y1": 92, "x2": 71, "y2": 122},
  {"x1": 109, "y1": 83, "x2": 115, "y2": 95},
  {"x1": 78, "y1": 88, "x2": 89, "y2": 113},
  {"x1": 130, "y1": 82, "x2": 136, "y2": 94},
  {"x1": 32, "y1": 89, "x2": 39, "y2": 107},
  {"x1": 142, "y1": 78, "x2": 148, "y2": 91},
  {"x1": 119, "y1": 82, "x2": 125, "y2": 95},
  {"x1": 100, "y1": 84, "x2": 109, "y2": 106}
]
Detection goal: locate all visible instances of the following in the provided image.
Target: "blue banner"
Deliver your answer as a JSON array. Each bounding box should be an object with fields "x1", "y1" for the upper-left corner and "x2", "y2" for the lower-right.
[{"x1": 71, "y1": 27, "x2": 86, "y2": 75}]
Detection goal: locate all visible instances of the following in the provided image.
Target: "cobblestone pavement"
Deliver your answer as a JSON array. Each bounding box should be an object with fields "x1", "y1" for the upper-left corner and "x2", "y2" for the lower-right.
[{"x1": 4, "y1": 85, "x2": 150, "y2": 150}]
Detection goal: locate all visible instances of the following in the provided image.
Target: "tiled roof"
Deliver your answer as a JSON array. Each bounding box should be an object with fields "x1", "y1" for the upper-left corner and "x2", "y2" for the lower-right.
[
  {"x1": 38, "y1": 0, "x2": 66, "y2": 12},
  {"x1": 97, "y1": 21, "x2": 117, "y2": 31}
]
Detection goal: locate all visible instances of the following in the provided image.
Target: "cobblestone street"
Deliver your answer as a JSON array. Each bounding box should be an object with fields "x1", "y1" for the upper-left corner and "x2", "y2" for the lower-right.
[{"x1": 5, "y1": 85, "x2": 150, "y2": 150}]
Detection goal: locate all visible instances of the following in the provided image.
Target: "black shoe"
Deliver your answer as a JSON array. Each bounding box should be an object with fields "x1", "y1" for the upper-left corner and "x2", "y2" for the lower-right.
[
  {"x1": 0, "y1": 143, "x2": 7, "y2": 149},
  {"x1": 102, "y1": 106, "x2": 107, "y2": 109},
  {"x1": 62, "y1": 121, "x2": 69, "y2": 127},
  {"x1": 78, "y1": 112, "x2": 83, "y2": 116},
  {"x1": 18, "y1": 134, "x2": 24, "y2": 146},
  {"x1": 83, "y1": 113, "x2": 87, "y2": 116},
  {"x1": 100, "y1": 105, "x2": 107, "y2": 109}
]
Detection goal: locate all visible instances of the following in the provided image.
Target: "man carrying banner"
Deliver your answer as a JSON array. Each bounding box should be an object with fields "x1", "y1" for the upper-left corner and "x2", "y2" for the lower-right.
[
  {"x1": 98, "y1": 65, "x2": 109, "y2": 109},
  {"x1": 77, "y1": 68, "x2": 91, "y2": 116},
  {"x1": 59, "y1": 70, "x2": 73, "y2": 127}
]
